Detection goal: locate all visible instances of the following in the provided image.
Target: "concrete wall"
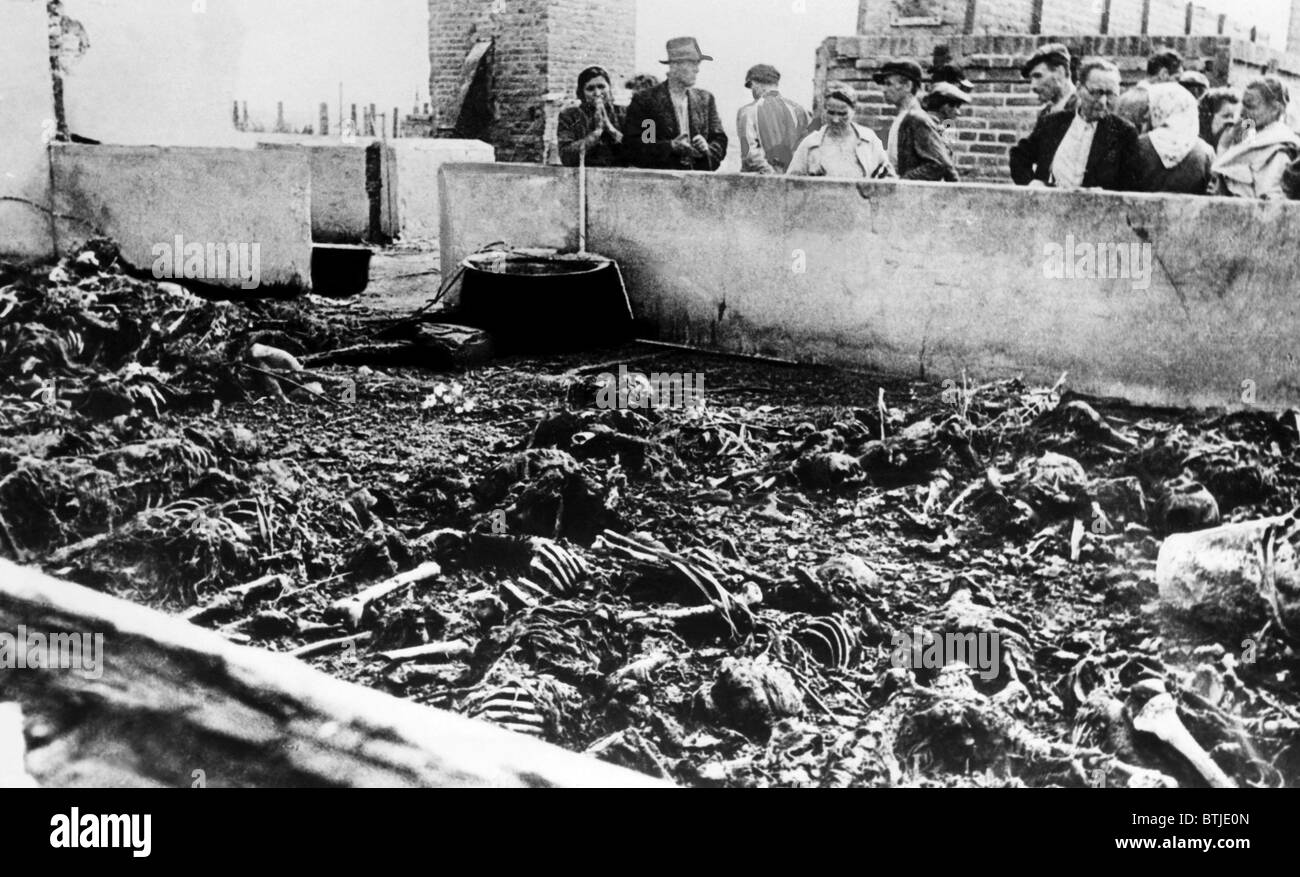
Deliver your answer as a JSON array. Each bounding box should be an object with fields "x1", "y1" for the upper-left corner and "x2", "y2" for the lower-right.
[
  {"x1": 0, "y1": 0, "x2": 57, "y2": 259},
  {"x1": 391, "y1": 138, "x2": 495, "y2": 242},
  {"x1": 257, "y1": 142, "x2": 398, "y2": 244},
  {"x1": 440, "y1": 163, "x2": 1300, "y2": 410},
  {"x1": 259, "y1": 138, "x2": 496, "y2": 244},
  {"x1": 50, "y1": 144, "x2": 313, "y2": 290},
  {"x1": 817, "y1": 34, "x2": 1300, "y2": 184}
]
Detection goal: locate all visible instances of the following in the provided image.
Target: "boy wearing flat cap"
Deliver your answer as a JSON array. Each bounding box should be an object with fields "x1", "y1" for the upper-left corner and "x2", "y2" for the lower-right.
[
  {"x1": 623, "y1": 37, "x2": 728, "y2": 171},
  {"x1": 875, "y1": 59, "x2": 958, "y2": 180},
  {"x1": 874, "y1": 59, "x2": 925, "y2": 170}
]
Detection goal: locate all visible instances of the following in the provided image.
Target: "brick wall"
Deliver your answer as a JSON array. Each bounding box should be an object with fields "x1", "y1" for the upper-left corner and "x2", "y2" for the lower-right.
[
  {"x1": 543, "y1": 0, "x2": 635, "y2": 162},
  {"x1": 857, "y1": 0, "x2": 1268, "y2": 39},
  {"x1": 817, "y1": 33, "x2": 1300, "y2": 184},
  {"x1": 428, "y1": 0, "x2": 633, "y2": 163},
  {"x1": 545, "y1": 0, "x2": 634, "y2": 97}
]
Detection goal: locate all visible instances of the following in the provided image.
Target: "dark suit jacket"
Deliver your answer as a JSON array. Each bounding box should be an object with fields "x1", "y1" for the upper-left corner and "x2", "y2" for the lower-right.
[
  {"x1": 1009, "y1": 110, "x2": 1140, "y2": 190},
  {"x1": 622, "y1": 82, "x2": 728, "y2": 171},
  {"x1": 896, "y1": 109, "x2": 960, "y2": 181}
]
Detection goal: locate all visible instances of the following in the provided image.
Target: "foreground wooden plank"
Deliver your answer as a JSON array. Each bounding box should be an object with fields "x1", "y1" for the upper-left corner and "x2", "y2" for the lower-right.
[{"x1": 0, "y1": 559, "x2": 670, "y2": 788}]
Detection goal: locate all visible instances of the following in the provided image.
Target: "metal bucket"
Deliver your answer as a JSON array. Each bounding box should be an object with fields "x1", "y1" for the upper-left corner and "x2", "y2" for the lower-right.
[
  {"x1": 457, "y1": 250, "x2": 634, "y2": 353},
  {"x1": 311, "y1": 244, "x2": 372, "y2": 298}
]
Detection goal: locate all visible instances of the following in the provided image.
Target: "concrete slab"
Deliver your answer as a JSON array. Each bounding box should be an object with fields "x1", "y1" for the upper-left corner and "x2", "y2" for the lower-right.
[
  {"x1": 0, "y1": 0, "x2": 57, "y2": 259},
  {"x1": 440, "y1": 163, "x2": 1300, "y2": 410},
  {"x1": 257, "y1": 142, "x2": 398, "y2": 244},
  {"x1": 392, "y1": 139, "x2": 494, "y2": 243},
  {"x1": 50, "y1": 144, "x2": 313, "y2": 291}
]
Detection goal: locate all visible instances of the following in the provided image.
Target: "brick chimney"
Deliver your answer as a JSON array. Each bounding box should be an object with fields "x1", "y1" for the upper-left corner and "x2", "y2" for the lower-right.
[{"x1": 428, "y1": 0, "x2": 634, "y2": 163}]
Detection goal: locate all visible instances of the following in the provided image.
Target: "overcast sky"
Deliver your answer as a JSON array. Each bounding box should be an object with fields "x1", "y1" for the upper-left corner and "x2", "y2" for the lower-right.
[
  {"x1": 69, "y1": 0, "x2": 1292, "y2": 140},
  {"x1": 219, "y1": 0, "x2": 1290, "y2": 125}
]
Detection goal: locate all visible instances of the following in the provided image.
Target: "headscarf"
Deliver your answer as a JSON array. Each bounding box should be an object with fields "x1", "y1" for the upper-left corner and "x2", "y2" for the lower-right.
[
  {"x1": 1146, "y1": 82, "x2": 1200, "y2": 169},
  {"x1": 576, "y1": 66, "x2": 612, "y2": 101},
  {"x1": 825, "y1": 87, "x2": 857, "y2": 108}
]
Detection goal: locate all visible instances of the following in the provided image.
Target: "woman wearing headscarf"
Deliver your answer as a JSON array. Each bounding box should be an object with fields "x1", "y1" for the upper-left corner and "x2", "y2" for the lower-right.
[
  {"x1": 1133, "y1": 83, "x2": 1215, "y2": 194},
  {"x1": 787, "y1": 87, "x2": 894, "y2": 179},
  {"x1": 557, "y1": 66, "x2": 627, "y2": 167},
  {"x1": 1210, "y1": 76, "x2": 1300, "y2": 199}
]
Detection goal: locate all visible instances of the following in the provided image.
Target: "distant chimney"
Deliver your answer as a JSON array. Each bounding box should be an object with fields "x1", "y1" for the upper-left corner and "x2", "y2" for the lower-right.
[{"x1": 1289, "y1": 0, "x2": 1300, "y2": 55}]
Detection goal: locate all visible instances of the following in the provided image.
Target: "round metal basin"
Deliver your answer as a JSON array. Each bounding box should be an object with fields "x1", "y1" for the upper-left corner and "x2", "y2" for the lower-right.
[{"x1": 458, "y1": 251, "x2": 634, "y2": 352}]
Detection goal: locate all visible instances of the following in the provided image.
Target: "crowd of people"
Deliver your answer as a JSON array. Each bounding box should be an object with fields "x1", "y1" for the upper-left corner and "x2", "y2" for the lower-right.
[
  {"x1": 1009, "y1": 43, "x2": 1300, "y2": 198},
  {"x1": 556, "y1": 35, "x2": 1300, "y2": 200}
]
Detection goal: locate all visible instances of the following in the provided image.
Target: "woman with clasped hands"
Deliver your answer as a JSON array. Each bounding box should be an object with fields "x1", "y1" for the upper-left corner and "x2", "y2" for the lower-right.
[{"x1": 558, "y1": 66, "x2": 627, "y2": 168}]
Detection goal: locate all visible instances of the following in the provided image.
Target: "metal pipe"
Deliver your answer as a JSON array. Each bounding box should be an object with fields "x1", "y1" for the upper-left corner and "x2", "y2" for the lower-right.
[{"x1": 578, "y1": 143, "x2": 587, "y2": 255}]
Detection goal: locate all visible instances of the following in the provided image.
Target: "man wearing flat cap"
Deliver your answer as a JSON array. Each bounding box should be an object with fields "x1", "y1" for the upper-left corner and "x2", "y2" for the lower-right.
[
  {"x1": 875, "y1": 59, "x2": 949, "y2": 180},
  {"x1": 623, "y1": 36, "x2": 728, "y2": 171},
  {"x1": 1022, "y1": 43, "x2": 1077, "y2": 121},
  {"x1": 737, "y1": 64, "x2": 812, "y2": 174},
  {"x1": 874, "y1": 59, "x2": 926, "y2": 171}
]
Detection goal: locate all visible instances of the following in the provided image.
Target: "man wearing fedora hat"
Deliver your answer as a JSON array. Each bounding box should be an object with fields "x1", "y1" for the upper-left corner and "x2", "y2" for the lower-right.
[{"x1": 623, "y1": 37, "x2": 727, "y2": 171}]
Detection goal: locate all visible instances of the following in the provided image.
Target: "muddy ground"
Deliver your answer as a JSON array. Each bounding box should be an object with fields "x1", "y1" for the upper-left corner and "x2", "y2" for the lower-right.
[{"x1": 3, "y1": 241, "x2": 1299, "y2": 787}]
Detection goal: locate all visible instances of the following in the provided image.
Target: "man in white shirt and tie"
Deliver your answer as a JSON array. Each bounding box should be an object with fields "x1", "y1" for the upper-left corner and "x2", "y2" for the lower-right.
[{"x1": 1008, "y1": 57, "x2": 1140, "y2": 192}]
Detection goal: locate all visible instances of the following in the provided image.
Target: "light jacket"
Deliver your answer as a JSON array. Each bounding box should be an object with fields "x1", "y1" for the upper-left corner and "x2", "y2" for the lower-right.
[
  {"x1": 737, "y1": 90, "x2": 812, "y2": 174},
  {"x1": 1212, "y1": 120, "x2": 1300, "y2": 199},
  {"x1": 786, "y1": 123, "x2": 895, "y2": 179}
]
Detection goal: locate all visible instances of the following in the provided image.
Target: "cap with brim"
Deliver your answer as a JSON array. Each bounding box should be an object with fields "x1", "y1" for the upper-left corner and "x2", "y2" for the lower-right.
[
  {"x1": 1020, "y1": 43, "x2": 1072, "y2": 78},
  {"x1": 923, "y1": 82, "x2": 972, "y2": 110},
  {"x1": 930, "y1": 82, "x2": 972, "y2": 104},
  {"x1": 1178, "y1": 71, "x2": 1210, "y2": 89},
  {"x1": 745, "y1": 64, "x2": 781, "y2": 88},
  {"x1": 872, "y1": 59, "x2": 924, "y2": 85},
  {"x1": 932, "y1": 64, "x2": 974, "y2": 91},
  {"x1": 660, "y1": 36, "x2": 713, "y2": 64}
]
